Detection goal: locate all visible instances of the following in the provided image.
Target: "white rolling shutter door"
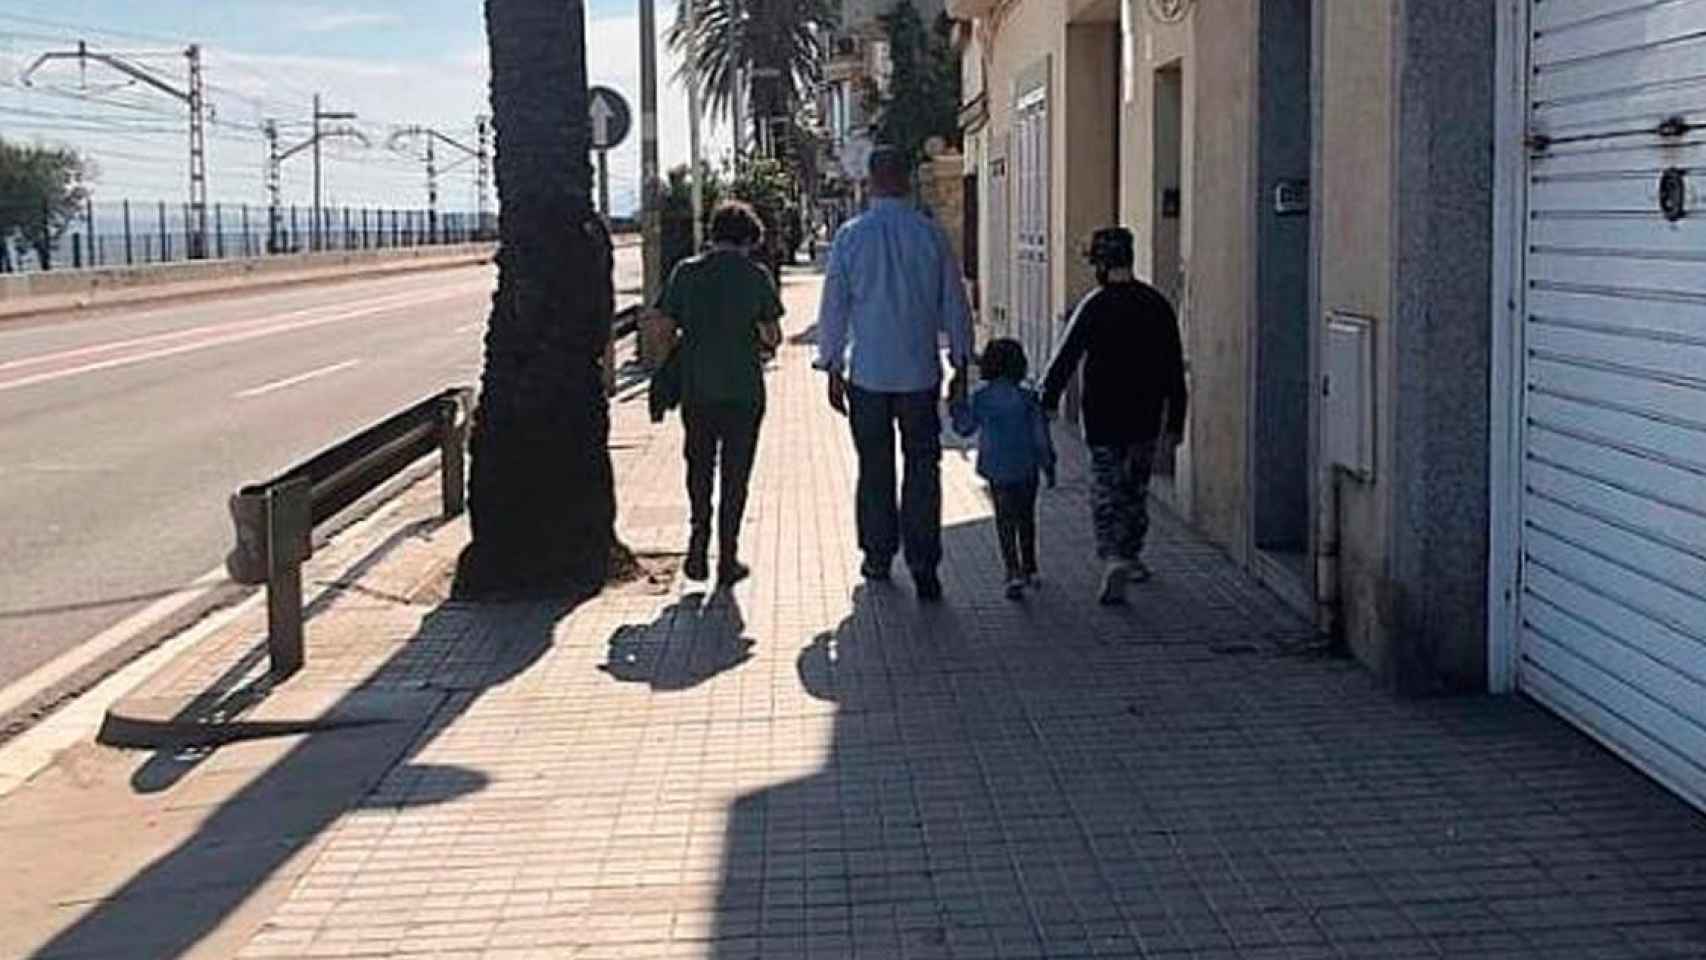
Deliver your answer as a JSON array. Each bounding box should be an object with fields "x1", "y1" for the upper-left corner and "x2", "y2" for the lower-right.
[{"x1": 1519, "y1": 0, "x2": 1706, "y2": 811}]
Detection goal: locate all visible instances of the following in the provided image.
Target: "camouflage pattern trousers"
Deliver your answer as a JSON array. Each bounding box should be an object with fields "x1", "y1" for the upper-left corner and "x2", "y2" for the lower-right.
[{"x1": 1089, "y1": 441, "x2": 1158, "y2": 562}]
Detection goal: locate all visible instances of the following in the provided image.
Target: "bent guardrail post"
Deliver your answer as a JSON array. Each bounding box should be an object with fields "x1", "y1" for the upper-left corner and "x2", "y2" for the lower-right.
[
  {"x1": 439, "y1": 388, "x2": 471, "y2": 519},
  {"x1": 225, "y1": 386, "x2": 473, "y2": 678},
  {"x1": 265, "y1": 477, "x2": 313, "y2": 677}
]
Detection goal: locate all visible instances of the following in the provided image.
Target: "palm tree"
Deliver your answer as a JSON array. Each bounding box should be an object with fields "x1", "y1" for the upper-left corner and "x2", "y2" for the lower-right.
[
  {"x1": 455, "y1": 0, "x2": 617, "y2": 597},
  {"x1": 667, "y1": 0, "x2": 837, "y2": 148}
]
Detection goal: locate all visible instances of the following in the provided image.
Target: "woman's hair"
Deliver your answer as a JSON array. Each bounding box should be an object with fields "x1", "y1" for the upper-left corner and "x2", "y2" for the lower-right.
[
  {"x1": 710, "y1": 201, "x2": 765, "y2": 247},
  {"x1": 978, "y1": 338, "x2": 1028, "y2": 383}
]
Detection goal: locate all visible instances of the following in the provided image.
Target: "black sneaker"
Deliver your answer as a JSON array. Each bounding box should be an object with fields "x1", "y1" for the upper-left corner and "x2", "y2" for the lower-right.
[
  {"x1": 860, "y1": 556, "x2": 892, "y2": 581},
  {"x1": 913, "y1": 571, "x2": 943, "y2": 603},
  {"x1": 684, "y1": 551, "x2": 710, "y2": 582},
  {"x1": 718, "y1": 560, "x2": 750, "y2": 587}
]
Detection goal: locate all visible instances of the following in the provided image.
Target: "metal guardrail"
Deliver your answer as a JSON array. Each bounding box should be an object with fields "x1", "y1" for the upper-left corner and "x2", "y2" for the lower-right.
[{"x1": 225, "y1": 387, "x2": 474, "y2": 677}]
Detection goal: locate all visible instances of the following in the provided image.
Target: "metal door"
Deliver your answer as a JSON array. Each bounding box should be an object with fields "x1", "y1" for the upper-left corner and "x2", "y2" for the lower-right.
[{"x1": 1519, "y1": 0, "x2": 1706, "y2": 811}]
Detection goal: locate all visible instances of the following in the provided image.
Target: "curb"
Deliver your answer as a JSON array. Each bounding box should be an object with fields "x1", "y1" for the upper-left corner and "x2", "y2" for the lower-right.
[{"x1": 0, "y1": 457, "x2": 442, "y2": 796}]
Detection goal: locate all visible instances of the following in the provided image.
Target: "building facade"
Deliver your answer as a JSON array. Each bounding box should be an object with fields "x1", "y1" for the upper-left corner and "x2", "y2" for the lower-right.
[{"x1": 953, "y1": 0, "x2": 1706, "y2": 813}]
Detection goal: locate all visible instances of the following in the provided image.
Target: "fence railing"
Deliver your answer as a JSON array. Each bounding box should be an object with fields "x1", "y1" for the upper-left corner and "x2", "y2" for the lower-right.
[{"x1": 0, "y1": 200, "x2": 498, "y2": 275}]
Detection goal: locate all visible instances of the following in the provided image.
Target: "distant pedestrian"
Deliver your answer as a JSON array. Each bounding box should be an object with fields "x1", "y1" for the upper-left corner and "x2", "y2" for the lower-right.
[
  {"x1": 655, "y1": 201, "x2": 785, "y2": 585},
  {"x1": 951, "y1": 338, "x2": 1057, "y2": 600},
  {"x1": 1041, "y1": 226, "x2": 1188, "y2": 606},
  {"x1": 815, "y1": 146, "x2": 975, "y2": 602}
]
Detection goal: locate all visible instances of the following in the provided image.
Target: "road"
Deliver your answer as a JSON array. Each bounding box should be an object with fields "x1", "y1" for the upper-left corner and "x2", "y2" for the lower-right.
[{"x1": 0, "y1": 246, "x2": 642, "y2": 691}]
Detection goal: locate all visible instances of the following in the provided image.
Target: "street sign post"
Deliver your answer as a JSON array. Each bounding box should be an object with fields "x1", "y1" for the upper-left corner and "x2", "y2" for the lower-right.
[{"x1": 588, "y1": 85, "x2": 633, "y2": 219}]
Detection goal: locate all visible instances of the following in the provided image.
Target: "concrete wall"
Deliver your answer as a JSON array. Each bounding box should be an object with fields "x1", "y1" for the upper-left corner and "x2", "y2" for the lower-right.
[
  {"x1": 1385, "y1": 0, "x2": 1495, "y2": 692},
  {"x1": 1315, "y1": 0, "x2": 1495, "y2": 692},
  {"x1": 1317, "y1": 0, "x2": 1398, "y2": 678},
  {"x1": 1064, "y1": 20, "x2": 1122, "y2": 308},
  {"x1": 1181, "y1": 0, "x2": 1258, "y2": 557},
  {"x1": 0, "y1": 243, "x2": 496, "y2": 317}
]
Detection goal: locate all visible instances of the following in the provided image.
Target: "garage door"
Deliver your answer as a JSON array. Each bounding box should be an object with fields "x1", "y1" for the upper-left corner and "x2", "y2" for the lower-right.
[{"x1": 1520, "y1": 0, "x2": 1706, "y2": 810}]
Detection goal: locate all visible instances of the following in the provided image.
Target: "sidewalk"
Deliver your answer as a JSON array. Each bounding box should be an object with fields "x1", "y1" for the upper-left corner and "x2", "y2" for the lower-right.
[{"x1": 3, "y1": 269, "x2": 1705, "y2": 960}]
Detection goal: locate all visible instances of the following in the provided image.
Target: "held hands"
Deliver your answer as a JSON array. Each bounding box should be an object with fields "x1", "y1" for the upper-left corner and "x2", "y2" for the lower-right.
[{"x1": 946, "y1": 370, "x2": 968, "y2": 407}]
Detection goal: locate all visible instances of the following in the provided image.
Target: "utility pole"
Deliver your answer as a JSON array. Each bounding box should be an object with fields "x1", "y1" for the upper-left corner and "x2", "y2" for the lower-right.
[
  {"x1": 475, "y1": 116, "x2": 492, "y2": 238},
  {"x1": 264, "y1": 120, "x2": 283, "y2": 252},
  {"x1": 312, "y1": 95, "x2": 357, "y2": 252},
  {"x1": 639, "y1": 0, "x2": 662, "y2": 304},
  {"x1": 271, "y1": 116, "x2": 368, "y2": 253},
  {"x1": 686, "y1": 0, "x2": 704, "y2": 251},
  {"x1": 389, "y1": 126, "x2": 483, "y2": 242},
  {"x1": 22, "y1": 41, "x2": 210, "y2": 259}
]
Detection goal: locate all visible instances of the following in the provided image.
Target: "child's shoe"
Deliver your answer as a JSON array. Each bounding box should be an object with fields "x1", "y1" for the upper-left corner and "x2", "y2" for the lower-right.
[
  {"x1": 1098, "y1": 561, "x2": 1129, "y2": 606},
  {"x1": 1005, "y1": 575, "x2": 1026, "y2": 601}
]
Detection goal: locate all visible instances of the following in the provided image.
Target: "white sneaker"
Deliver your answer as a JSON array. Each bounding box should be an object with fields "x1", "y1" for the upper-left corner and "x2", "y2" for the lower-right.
[{"x1": 1098, "y1": 561, "x2": 1129, "y2": 606}]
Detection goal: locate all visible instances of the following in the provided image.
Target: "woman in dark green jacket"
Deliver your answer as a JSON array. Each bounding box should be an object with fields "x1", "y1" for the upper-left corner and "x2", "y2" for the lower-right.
[{"x1": 655, "y1": 201, "x2": 784, "y2": 584}]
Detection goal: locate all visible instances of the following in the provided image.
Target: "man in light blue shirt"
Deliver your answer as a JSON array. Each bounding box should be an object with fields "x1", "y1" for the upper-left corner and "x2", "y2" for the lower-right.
[{"x1": 814, "y1": 146, "x2": 974, "y2": 601}]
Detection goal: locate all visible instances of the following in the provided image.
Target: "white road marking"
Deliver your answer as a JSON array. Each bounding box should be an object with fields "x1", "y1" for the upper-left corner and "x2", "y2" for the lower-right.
[
  {"x1": 235, "y1": 359, "x2": 363, "y2": 399},
  {"x1": 0, "y1": 284, "x2": 475, "y2": 376},
  {"x1": 0, "y1": 286, "x2": 478, "y2": 395}
]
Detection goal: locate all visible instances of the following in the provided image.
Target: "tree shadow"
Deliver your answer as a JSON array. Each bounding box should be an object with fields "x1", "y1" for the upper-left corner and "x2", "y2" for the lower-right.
[
  {"x1": 119, "y1": 515, "x2": 445, "y2": 795},
  {"x1": 24, "y1": 565, "x2": 579, "y2": 958},
  {"x1": 706, "y1": 506, "x2": 1706, "y2": 958},
  {"x1": 600, "y1": 590, "x2": 755, "y2": 692}
]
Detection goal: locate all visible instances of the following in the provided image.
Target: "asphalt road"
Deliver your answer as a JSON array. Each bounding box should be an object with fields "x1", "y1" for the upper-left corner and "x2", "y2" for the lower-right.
[{"x1": 0, "y1": 246, "x2": 642, "y2": 690}]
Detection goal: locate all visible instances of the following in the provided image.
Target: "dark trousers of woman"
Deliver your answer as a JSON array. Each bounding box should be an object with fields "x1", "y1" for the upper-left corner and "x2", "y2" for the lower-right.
[
  {"x1": 990, "y1": 481, "x2": 1039, "y2": 579},
  {"x1": 683, "y1": 402, "x2": 764, "y2": 565}
]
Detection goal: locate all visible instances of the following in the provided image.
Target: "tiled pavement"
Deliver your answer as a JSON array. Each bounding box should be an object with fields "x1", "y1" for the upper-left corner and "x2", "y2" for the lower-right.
[{"x1": 26, "y1": 270, "x2": 1706, "y2": 958}]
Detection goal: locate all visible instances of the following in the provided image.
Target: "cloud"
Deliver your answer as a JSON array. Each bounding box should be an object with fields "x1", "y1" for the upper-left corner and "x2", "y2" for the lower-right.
[{"x1": 298, "y1": 11, "x2": 406, "y2": 34}]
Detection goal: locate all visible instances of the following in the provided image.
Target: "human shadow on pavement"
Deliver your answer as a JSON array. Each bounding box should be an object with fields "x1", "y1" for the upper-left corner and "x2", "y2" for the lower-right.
[
  {"x1": 25, "y1": 588, "x2": 576, "y2": 960},
  {"x1": 707, "y1": 508, "x2": 1706, "y2": 958},
  {"x1": 600, "y1": 590, "x2": 755, "y2": 692}
]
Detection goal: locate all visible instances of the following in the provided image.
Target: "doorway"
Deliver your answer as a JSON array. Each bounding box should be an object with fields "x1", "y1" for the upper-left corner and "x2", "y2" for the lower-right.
[
  {"x1": 1151, "y1": 62, "x2": 1184, "y2": 481},
  {"x1": 1252, "y1": 0, "x2": 1312, "y2": 588},
  {"x1": 1151, "y1": 63, "x2": 1183, "y2": 308}
]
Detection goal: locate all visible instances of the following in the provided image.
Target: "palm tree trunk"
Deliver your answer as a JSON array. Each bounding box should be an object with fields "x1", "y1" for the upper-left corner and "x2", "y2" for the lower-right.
[{"x1": 456, "y1": 0, "x2": 616, "y2": 597}]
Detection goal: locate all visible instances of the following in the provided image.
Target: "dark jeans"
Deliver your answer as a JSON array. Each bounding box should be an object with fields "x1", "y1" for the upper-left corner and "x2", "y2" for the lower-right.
[
  {"x1": 683, "y1": 402, "x2": 764, "y2": 561},
  {"x1": 847, "y1": 385, "x2": 942, "y2": 573},
  {"x1": 990, "y1": 481, "x2": 1039, "y2": 578}
]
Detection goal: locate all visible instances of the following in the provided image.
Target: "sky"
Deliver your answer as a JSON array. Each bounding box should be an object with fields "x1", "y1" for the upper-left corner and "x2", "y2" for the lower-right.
[{"x1": 0, "y1": 1, "x2": 731, "y2": 218}]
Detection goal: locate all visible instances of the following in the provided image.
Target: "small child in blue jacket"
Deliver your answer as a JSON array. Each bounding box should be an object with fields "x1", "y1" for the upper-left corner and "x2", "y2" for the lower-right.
[{"x1": 951, "y1": 338, "x2": 1058, "y2": 599}]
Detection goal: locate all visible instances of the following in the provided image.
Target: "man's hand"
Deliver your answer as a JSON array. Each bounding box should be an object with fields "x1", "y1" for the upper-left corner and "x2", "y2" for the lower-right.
[
  {"x1": 947, "y1": 369, "x2": 968, "y2": 406},
  {"x1": 1043, "y1": 465, "x2": 1058, "y2": 490},
  {"x1": 827, "y1": 371, "x2": 848, "y2": 416}
]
